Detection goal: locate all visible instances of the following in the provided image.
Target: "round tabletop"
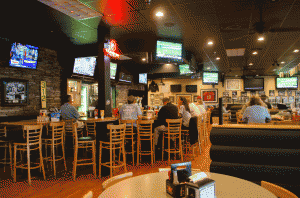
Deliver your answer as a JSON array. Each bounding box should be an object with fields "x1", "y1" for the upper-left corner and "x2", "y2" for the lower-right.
[
  {"x1": 98, "y1": 172, "x2": 276, "y2": 198},
  {"x1": 79, "y1": 117, "x2": 118, "y2": 122}
]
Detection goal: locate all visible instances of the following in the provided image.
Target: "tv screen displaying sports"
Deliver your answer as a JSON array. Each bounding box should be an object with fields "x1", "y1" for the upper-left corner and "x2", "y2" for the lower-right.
[
  {"x1": 139, "y1": 73, "x2": 147, "y2": 84},
  {"x1": 9, "y1": 42, "x2": 39, "y2": 69},
  {"x1": 276, "y1": 77, "x2": 298, "y2": 89},
  {"x1": 1, "y1": 78, "x2": 28, "y2": 106},
  {"x1": 110, "y1": 62, "x2": 117, "y2": 79},
  {"x1": 244, "y1": 78, "x2": 264, "y2": 91},
  {"x1": 202, "y1": 72, "x2": 219, "y2": 84},
  {"x1": 73, "y1": 57, "x2": 96, "y2": 77},
  {"x1": 170, "y1": 84, "x2": 182, "y2": 92},
  {"x1": 186, "y1": 85, "x2": 197, "y2": 93},
  {"x1": 119, "y1": 72, "x2": 132, "y2": 83},
  {"x1": 156, "y1": 41, "x2": 182, "y2": 60},
  {"x1": 179, "y1": 64, "x2": 193, "y2": 75}
]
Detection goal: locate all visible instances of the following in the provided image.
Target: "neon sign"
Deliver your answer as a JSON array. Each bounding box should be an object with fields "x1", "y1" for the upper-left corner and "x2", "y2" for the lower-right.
[{"x1": 104, "y1": 39, "x2": 120, "y2": 59}]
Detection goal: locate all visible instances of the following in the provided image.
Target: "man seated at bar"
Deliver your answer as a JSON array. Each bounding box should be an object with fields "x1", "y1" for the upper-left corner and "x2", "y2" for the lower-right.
[
  {"x1": 242, "y1": 96, "x2": 271, "y2": 124},
  {"x1": 260, "y1": 94, "x2": 272, "y2": 109},
  {"x1": 119, "y1": 95, "x2": 142, "y2": 127},
  {"x1": 60, "y1": 95, "x2": 84, "y2": 128},
  {"x1": 153, "y1": 97, "x2": 178, "y2": 146}
]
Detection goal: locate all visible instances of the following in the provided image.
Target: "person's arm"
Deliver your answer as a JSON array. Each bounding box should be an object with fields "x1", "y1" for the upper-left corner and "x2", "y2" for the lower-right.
[
  {"x1": 242, "y1": 108, "x2": 249, "y2": 122},
  {"x1": 71, "y1": 105, "x2": 80, "y2": 119},
  {"x1": 178, "y1": 105, "x2": 184, "y2": 117},
  {"x1": 264, "y1": 108, "x2": 271, "y2": 122}
]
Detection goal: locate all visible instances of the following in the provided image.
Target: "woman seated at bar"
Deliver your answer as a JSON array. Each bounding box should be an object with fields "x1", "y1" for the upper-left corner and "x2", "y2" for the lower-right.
[{"x1": 242, "y1": 96, "x2": 271, "y2": 124}]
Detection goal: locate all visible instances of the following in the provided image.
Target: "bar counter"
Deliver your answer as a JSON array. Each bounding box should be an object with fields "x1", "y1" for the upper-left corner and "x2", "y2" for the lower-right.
[{"x1": 212, "y1": 123, "x2": 300, "y2": 129}]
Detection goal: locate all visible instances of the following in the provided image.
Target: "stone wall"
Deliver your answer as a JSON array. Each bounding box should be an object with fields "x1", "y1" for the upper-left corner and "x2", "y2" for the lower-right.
[
  {"x1": 0, "y1": 47, "x2": 62, "y2": 117},
  {"x1": 116, "y1": 84, "x2": 145, "y2": 107}
]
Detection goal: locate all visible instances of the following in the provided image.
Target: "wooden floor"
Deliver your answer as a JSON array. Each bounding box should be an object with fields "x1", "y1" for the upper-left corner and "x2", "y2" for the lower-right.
[{"x1": 0, "y1": 143, "x2": 211, "y2": 198}]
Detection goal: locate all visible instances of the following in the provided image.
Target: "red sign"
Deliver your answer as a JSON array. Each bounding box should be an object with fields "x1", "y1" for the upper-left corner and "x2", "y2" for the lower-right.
[
  {"x1": 104, "y1": 39, "x2": 121, "y2": 59},
  {"x1": 203, "y1": 91, "x2": 216, "y2": 102}
]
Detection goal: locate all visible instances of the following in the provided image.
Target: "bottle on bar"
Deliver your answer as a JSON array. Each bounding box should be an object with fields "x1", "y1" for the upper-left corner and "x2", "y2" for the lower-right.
[{"x1": 173, "y1": 170, "x2": 179, "y2": 184}]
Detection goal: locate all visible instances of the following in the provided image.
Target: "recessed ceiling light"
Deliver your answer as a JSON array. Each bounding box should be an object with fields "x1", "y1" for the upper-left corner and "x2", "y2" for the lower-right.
[
  {"x1": 156, "y1": 11, "x2": 163, "y2": 17},
  {"x1": 258, "y1": 37, "x2": 264, "y2": 41},
  {"x1": 208, "y1": 41, "x2": 213, "y2": 45},
  {"x1": 216, "y1": 57, "x2": 220, "y2": 60},
  {"x1": 256, "y1": 74, "x2": 259, "y2": 76},
  {"x1": 281, "y1": 61, "x2": 285, "y2": 64},
  {"x1": 235, "y1": 75, "x2": 238, "y2": 77},
  {"x1": 142, "y1": 58, "x2": 146, "y2": 61},
  {"x1": 294, "y1": 49, "x2": 299, "y2": 53},
  {"x1": 249, "y1": 63, "x2": 253, "y2": 65},
  {"x1": 207, "y1": 67, "x2": 210, "y2": 70},
  {"x1": 252, "y1": 51, "x2": 258, "y2": 55}
]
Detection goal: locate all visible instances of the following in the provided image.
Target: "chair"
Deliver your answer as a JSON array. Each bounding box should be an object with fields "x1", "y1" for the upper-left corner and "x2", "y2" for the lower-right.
[
  {"x1": 102, "y1": 172, "x2": 133, "y2": 190},
  {"x1": 181, "y1": 129, "x2": 190, "y2": 157},
  {"x1": 13, "y1": 125, "x2": 46, "y2": 185},
  {"x1": 261, "y1": 181, "x2": 298, "y2": 198},
  {"x1": 64, "y1": 119, "x2": 76, "y2": 145},
  {"x1": 73, "y1": 123, "x2": 96, "y2": 180},
  {"x1": 99, "y1": 124, "x2": 127, "y2": 178},
  {"x1": 203, "y1": 112, "x2": 211, "y2": 146},
  {"x1": 0, "y1": 125, "x2": 12, "y2": 174},
  {"x1": 85, "y1": 120, "x2": 96, "y2": 138},
  {"x1": 43, "y1": 122, "x2": 67, "y2": 177},
  {"x1": 223, "y1": 113, "x2": 231, "y2": 124},
  {"x1": 195, "y1": 114, "x2": 205, "y2": 156},
  {"x1": 162, "y1": 119, "x2": 183, "y2": 164},
  {"x1": 136, "y1": 120, "x2": 155, "y2": 166},
  {"x1": 119, "y1": 119, "x2": 136, "y2": 165}
]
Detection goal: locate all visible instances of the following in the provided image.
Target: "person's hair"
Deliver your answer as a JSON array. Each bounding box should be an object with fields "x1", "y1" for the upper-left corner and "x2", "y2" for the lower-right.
[
  {"x1": 260, "y1": 94, "x2": 268, "y2": 102},
  {"x1": 179, "y1": 97, "x2": 190, "y2": 112},
  {"x1": 249, "y1": 96, "x2": 262, "y2": 106},
  {"x1": 63, "y1": 95, "x2": 72, "y2": 104},
  {"x1": 127, "y1": 95, "x2": 135, "y2": 104},
  {"x1": 163, "y1": 97, "x2": 170, "y2": 103}
]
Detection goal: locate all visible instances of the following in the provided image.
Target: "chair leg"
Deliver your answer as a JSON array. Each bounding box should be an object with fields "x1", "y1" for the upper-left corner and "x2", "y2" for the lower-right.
[
  {"x1": 99, "y1": 143, "x2": 102, "y2": 178},
  {"x1": 132, "y1": 135, "x2": 134, "y2": 166},
  {"x1": 9, "y1": 143, "x2": 13, "y2": 177},
  {"x1": 162, "y1": 134, "x2": 164, "y2": 161},
  {"x1": 62, "y1": 141, "x2": 67, "y2": 171},
  {"x1": 123, "y1": 143, "x2": 127, "y2": 172},
  {"x1": 137, "y1": 135, "x2": 140, "y2": 166},
  {"x1": 4, "y1": 143, "x2": 7, "y2": 172},
  {"x1": 179, "y1": 136, "x2": 183, "y2": 162},
  {"x1": 168, "y1": 135, "x2": 171, "y2": 165},
  {"x1": 14, "y1": 145, "x2": 17, "y2": 183},
  {"x1": 150, "y1": 138, "x2": 153, "y2": 167},
  {"x1": 110, "y1": 147, "x2": 113, "y2": 177},
  {"x1": 27, "y1": 145, "x2": 31, "y2": 186},
  {"x1": 73, "y1": 146, "x2": 78, "y2": 181},
  {"x1": 39, "y1": 145, "x2": 46, "y2": 181},
  {"x1": 52, "y1": 142, "x2": 56, "y2": 177},
  {"x1": 92, "y1": 142, "x2": 96, "y2": 178}
]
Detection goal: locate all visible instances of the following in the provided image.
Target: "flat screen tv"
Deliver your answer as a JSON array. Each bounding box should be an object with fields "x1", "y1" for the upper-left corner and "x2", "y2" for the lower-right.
[
  {"x1": 1, "y1": 78, "x2": 28, "y2": 106},
  {"x1": 170, "y1": 84, "x2": 182, "y2": 92},
  {"x1": 139, "y1": 73, "x2": 147, "y2": 84},
  {"x1": 202, "y1": 72, "x2": 219, "y2": 84},
  {"x1": 9, "y1": 42, "x2": 39, "y2": 69},
  {"x1": 179, "y1": 64, "x2": 193, "y2": 75},
  {"x1": 110, "y1": 62, "x2": 117, "y2": 80},
  {"x1": 156, "y1": 40, "x2": 182, "y2": 61},
  {"x1": 276, "y1": 77, "x2": 298, "y2": 89},
  {"x1": 244, "y1": 78, "x2": 264, "y2": 91},
  {"x1": 186, "y1": 85, "x2": 197, "y2": 93},
  {"x1": 73, "y1": 56, "x2": 96, "y2": 77},
  {"x1": 119, "y1": 72, "x2": 132, "y2": 83}
]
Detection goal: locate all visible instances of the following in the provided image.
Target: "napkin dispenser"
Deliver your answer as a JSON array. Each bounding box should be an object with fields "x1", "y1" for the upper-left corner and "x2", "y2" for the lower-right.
[{"x1": 166, "y1": 162, "x2": 192, "y2": 198}]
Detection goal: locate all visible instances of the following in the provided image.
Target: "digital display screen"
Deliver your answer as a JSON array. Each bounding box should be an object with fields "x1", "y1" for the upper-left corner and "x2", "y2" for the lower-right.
[
  {"x1": 276, "y1": 77, "x2": 298, "y2": 89},
  {"x1": 156, "y1": 41, "x2": 182, "y2": 60},
  {"x1": 73, "y1": 57, "x2": 96, "y2": 76},
  {"x1": 179, "y1": 64, "x2": 193, "y2": 75},
  {"x1": 110, "y1": 62, "x2": 117, "y2": 79},
  {"x1": 139, "y1": 73, "x2": 147, "y2": 84},
  {"x1": 2, "y1": 80, "x2": 27, "y2": 105},
  {"x1": 9, "y1": 42, "x2": 38, "y2": 69},
  {"x1": 203, "y1": 72, "x2": 218, "y2": 84},
  {"x1": 244, "y1": 78, "x2": 264, "y2": 90}
]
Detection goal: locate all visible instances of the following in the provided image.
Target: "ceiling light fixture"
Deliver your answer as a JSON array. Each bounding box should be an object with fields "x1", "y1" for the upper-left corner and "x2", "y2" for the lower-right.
[
  {"x1": 249, "y1": 63, "x2": 253, "y2": 65},
  {"x1": 258, "y1": 37, "x2": 264, "y2": 41},
  {"x1": 281, "y1": 61, "x2": 285, "y2": 64},
  {"x1": 252, "y1": 51, "x2": 258, "y2": 55},
  {"x1": 156, "y1": 11, "x2": 163, "y2": 17},
  {"x1": 207, "y1": 67, "x2": 211, "y2": 70},
  {"x1": 207, "y1": 41, "x2": 213, "y2": 45},
  {"x1": 294, "y1": 49, "x2": 299, "y2": 53},
  {"x1": 216, "y1": 57, "x2": 220, "y2": 60},
  {"x1": 142, "y1": 58, "x2": 146, "y2": 61}
]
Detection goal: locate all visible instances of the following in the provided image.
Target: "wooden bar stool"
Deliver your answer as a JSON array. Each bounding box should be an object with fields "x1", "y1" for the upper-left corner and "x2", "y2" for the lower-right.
[
  {"x1": 261, "y1": 181, "x2": 298, "y2": 198},
  {"x1": 0, "y1": 125, "x2": 12, "y2": 174},
  {"x1": 136, "y1": 120, "x2": 154, "y2": 166},
  {"x1": 13, "y1": 125, "x2": 46, "y2": 185},
  {"x1": 85, "y1": 120, "x2": 96, "y2": 138},
  {"x1": 162, "y1": 119, "x2": 183, "y2": 165},
  {"x1": 181, "y1": 129, "x2": 190, "y2": 156},
  {"x1": 43, "y1": 122, "x2": 67, "y2": 177},
  {"x1": 72, "y1": 123, "x2": 96, "y2": 180},
  {"x1": 119, "y1": 119, "x2": 136, "y2": 165},
  {"x1": 99, "y1": 124, "x2": 127, "y2": 178},
  {"x1": 203, "y1": 111, "x2": 211, "y2": 146}
]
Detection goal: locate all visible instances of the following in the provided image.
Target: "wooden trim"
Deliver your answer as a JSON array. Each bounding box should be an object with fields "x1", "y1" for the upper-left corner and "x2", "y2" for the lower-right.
[{"x1": 212, "y1": 124, "x2": 300, "y2": 129}]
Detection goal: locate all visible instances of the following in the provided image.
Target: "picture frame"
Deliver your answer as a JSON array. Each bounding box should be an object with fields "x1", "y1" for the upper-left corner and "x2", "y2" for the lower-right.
[
  {"x1": 258, "y1": 91, "x2": 265, "y2": 96},
  {"x1": 159, "y1": 93, "x2": 164, "y2": 99},
  {"x1": 241, "y1": 92, "x2": 247, "y2": 97},
  {"x1": 225, "y1": 79, "x2": 241, "y2": 91},
  {"x1": 223, "y1": 91, "x2": 229, "y2": 97},
  {"x1": 275, "y1": 96, "x2": 281, "y2": 103},
  {"x1": 287, "y1": 90, "x2": 293, "y2": 96},
  {"x1": 193, "y1": 95, "x2": 199, "y2": 102},
  {"x1": 296, "y1": 91, "x2": 300, "y2": 96},
  {"x1": 176, "y1": 94, "x2": 192, "y2": 104},
  {"x1": 278, "y1": 90, "x2": 285, "y2": 96},
  {"x1": 250, "y1": 91, "x2": 256, "y2": 96},
  {"x1": 232, "y1": 91, "x2": 237, "y2": 99},
  {"x1": 150, "y1": 94, "x2": 154, "y2": 99},
  {"x1": 201, "y1": 89, "x2": 218, "y2": 103},
  {"x1": 269, "y1": 90, "x2": 275, "y2": 97},
  {"x1": 169, "y1": 96, "x2": 175, "y2": 103}
]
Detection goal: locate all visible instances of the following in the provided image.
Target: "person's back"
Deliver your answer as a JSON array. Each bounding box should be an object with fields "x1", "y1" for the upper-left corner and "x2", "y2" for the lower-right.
[
  {"x1": 157, "y1": 102, "x2": 178, "y2": 126},
  {"x1": 119, "y1": 95, "x2": 142, "y2": 126},
  {"x1": 242, "y1": 96, "x2": 271, "y2": 124},
  {"x1": 60, "y1": 95, "x2": 80, "y2": 121}
]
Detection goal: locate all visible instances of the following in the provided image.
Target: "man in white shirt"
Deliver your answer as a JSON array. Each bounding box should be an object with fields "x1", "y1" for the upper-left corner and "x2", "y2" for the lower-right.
[{"x1": 119, "y1": 95, "x2": 142, "y2": 127}]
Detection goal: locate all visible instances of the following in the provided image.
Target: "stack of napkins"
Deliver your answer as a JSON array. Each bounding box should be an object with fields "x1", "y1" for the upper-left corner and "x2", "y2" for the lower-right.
[{"x1": 189, "y1": 172, "x2": 208, "y2": 183}]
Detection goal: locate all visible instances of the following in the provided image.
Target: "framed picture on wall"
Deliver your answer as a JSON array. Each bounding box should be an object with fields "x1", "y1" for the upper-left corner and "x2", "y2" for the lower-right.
[
  {"x1": 176, "y1": 94, "x2": 192, "y2": 104},
  {"x1": 258, "y1": 91, "x2": 265, "y2": 96},
  {"x1": 269, "y1": 90, "x2": 275, "y2": 96},
  {"x1": 159, "y1": 93, "x2": 164, "y2": 99},
  {"x1": 232, "y1": 91, "x2": 237, "y2": 99},
  {"x1": 287, "y1": 90, "x2": 293, "y2": 96},
  {"x1": 289, "y1": 96, "x2": 294, "y2": 103},
  {"x1": 223, "y1": 91, "x2": 229, "y2": 97},
  {"x1": 241, "y1": 92, "x2": 247, "y2": 97},
  {"x1": 225, "y1": 79, "x2": 240, "y2": 90},
  {"x1": 250, "y1": 91, "x2": 256, "y2": 96},
  {"x1": 278, "y1": 90, "x2": 285, "y2": 96},
  {"x1": 169, "y1": 96, "x2": 174, "y2": 103},
  {"x1": 193, "y1": 95, "x2": 199, "y2": 102},
  {"x1": 275, "y1": 96, "x2": 281, "y2": 103},
  {"x1": 201, "y1": 89, "x2": 218, "y2": 103},
  {"x1": 296, "y1": 91, "x2": 300, "y2": 96},
  {"x1": 150, "y1": 94, "x2": 154, "y2": 99}
]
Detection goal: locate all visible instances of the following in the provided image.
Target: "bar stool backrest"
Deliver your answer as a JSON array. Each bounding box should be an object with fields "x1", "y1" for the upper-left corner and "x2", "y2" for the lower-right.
[
  {"x1": 119, "y1": 119, "x2": 135, "y2": 134},
  {"x1": 166, "y1": 119, "x2": 182, "y2": 135},
  {"x1": 137, "y1": 120, "x2": 154, "y2": 136},
  {"x1": 49, "y1": 122, "x2": 65, "y2": 140},
  {"x1": 0, "y1": 125, "x2": 6, "y2": 139},
  {"x1": 85, "y1": 120, "x2": 96, "y2": 137},
  {"x1": 107, "y1": 124, "x2": 126, "y2": 144},
  {"x1": 64, "y1": 119, "x2": 75, "y2": 132},
  {"x1": 23, "y1": 125, "x2": 43, "y2": 146}
]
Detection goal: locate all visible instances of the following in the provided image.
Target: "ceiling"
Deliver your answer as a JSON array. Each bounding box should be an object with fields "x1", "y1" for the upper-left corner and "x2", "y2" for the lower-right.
[{"x1": 2, "y1": 0, "x2": 300, "y2": 77}]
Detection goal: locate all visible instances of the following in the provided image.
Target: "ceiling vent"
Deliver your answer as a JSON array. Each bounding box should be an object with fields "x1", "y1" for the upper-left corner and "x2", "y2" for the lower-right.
[{"x1": 226, "y1": 48, "x2": 245, "y2": 57}]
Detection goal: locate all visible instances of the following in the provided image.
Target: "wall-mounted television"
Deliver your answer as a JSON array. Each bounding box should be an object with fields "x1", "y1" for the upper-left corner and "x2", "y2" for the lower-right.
[
  {"x1": 244, "y1": 78, "x2": 264, "y2": 91},
  {"x1": 110, "y1": 62, "x2": 117, "y2": 80},
  {"x1": 276, "y1": 77, "x2": 298, "y2": 89},
  {"x1": 1, "y1": 78, "x2": 28, "y2": 106},
  {"x1": 119, "y1": 72, "x2": 132, "y2": 83},
  {"x1": 170, "y1": 84, "x2": 182, "y2": 92},
  {"x1": 73, "y1": 56, "x2": 96, "y2": 77},
  {"x1": 156, "y1": 40, "x2": 182, "y2": 61},
  {"x1": 202, "y1": 72, "x2": 219, "y2": 84},
  {"x1": 179, "y1": 64, "x2": 193, "y2": 75},
  {"x1": 186, "y1": 85, "x2": 197, "y2": 93},
  {"x1": 139, "y1": 73, "x2": 147, "y2": 84},
  {"x1": 9, "y1": 42, "x2": 39, "y2": 69}
]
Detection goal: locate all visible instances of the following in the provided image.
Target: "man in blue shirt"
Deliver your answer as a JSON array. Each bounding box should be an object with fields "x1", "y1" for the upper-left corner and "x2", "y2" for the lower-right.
[
  {"x1": 243, "y1": 96, "x2": 271, "y2": 124},
  {"x1": 61, "y1": 95, "x2": 80, "y2": 121},
  {"x1": 119, "y1": 95, "x2": 142, "y2": 127}
]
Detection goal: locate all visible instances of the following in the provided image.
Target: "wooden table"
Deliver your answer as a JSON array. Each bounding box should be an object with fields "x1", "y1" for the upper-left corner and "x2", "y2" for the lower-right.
[
  {"x1": 0, "y1": 119, "x2": 49, "y2": 126},
  {"x1": 79, "y1": 117, "x2": 118, "y2": 122},
  {"x1": 98, "y1": 172, "x2": 276, "y2": 198}
]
